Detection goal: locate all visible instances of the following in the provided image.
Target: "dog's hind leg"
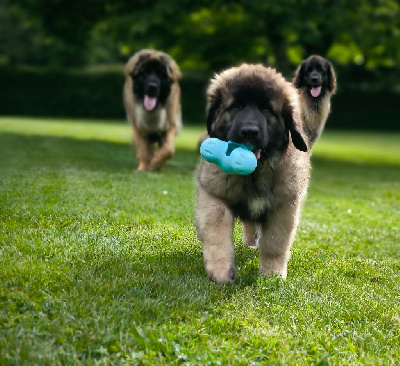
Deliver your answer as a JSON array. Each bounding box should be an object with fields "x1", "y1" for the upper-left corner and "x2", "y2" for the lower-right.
[{"x1": 242, "y1": 221, "x2": 260, "y2": 248}]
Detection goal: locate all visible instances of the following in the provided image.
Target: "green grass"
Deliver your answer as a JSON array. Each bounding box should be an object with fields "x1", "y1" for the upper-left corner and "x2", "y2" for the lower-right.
[{"x1": 1, "y1": 117, "x2": 399, "y2": 365}]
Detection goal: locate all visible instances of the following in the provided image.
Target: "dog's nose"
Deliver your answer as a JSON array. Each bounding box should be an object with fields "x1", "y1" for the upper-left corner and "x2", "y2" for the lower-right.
[
  {"x1": 240, "y1": 125, "x2": 259, "y2": 138},
  {"x1": 147, "y1": 82, "x2": 158, "y2": 91},
  {"x1": 311, "y1": 74, "x2": 320, "y2": 83}
]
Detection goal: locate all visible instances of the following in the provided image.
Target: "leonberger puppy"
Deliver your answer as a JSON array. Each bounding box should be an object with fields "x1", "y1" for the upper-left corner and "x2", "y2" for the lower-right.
[
  {"x1": 293, "y1": 55, "x2": 337, "y2": 147},
  {"x1": 123, "y1": 49, "x2": 182, "y2": 171},
  {"x1": 195, "y1": 64, "x2": 310, "y2": 284}
]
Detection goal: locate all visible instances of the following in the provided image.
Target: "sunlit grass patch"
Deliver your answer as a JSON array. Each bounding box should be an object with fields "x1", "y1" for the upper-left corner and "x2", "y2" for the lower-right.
[{"x1": 1, "y1": 117, "x2": 399, "y2": 364}]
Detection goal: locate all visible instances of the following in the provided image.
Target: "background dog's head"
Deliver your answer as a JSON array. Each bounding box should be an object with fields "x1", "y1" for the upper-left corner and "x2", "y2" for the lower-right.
[
  {"x1": 206, "y1": 64, "x2": 307, "y2": 161},
  {"x1": 293, "y1": 55, "x2": 336, "y2": 99},
  {"x1": 126, "y1": 49, "x2": 181, "y2": 112}
]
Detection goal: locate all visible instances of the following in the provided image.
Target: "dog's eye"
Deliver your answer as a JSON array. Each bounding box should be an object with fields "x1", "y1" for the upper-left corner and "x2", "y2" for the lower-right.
[
  {"x1": 258, "y1": 103, "x2": 270, "y2": 113},
  {"x1": 231, "y1": 103, "x2": 244, "y2": 111},
  {"x1": 316, "y1": 65, "x2": 324, "y2": 73},
  {"x1": 131, "y1": 73, "x2": 141, "y2": 80}
]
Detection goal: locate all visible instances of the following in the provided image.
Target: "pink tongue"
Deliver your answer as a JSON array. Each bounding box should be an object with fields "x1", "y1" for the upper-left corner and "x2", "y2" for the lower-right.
[
  {"x1": 144, "y1": 95, "x2": 157, "y2": 111},
  {"x1": 253, "y1": 149, "x2": 261, "y2": 160},
  {"x1": 311, "y1": 87, "x2": 321, "y2": 98}
]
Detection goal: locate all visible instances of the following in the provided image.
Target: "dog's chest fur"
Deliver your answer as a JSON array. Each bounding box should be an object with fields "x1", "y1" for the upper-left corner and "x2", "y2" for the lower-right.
[
  {"x1": 198, "y1": 148, "x2": 310, "y2": 222},
  {"x1": 301, "y1": 92, "x2": 331, "y2": 142},
  {"x1": 135, "y1": 104, "x2": 168, "y2": 134},
  {"x1": 198, "y1": 160, "x2": 276, "y2": 221}
]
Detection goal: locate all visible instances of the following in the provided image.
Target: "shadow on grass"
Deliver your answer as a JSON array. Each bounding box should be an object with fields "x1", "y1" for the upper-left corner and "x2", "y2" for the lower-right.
[
  {"x1": 85, "y1": 241, "x2": 263, "y2": 307},
  {"x1": 2, "y1": 132, "x2": 399, "y2": 296},
  {"x1": 0, "y1": 132, "x2": 200, "y2": 174},
  {"x1": 2, "y1": 132, "x2": 400, "y2": 176}
]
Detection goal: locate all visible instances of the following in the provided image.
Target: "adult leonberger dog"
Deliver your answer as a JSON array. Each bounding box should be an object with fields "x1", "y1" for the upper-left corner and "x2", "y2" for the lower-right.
[
  {"x1": 123, "y1": 49, "x2": 182, "y2": 171},
  {"x1": 293, "y1": 55, "x2": 337, "y2": 147},
  {"x1": 195, "y1": 64, "x2": 311, "y2": 284}
]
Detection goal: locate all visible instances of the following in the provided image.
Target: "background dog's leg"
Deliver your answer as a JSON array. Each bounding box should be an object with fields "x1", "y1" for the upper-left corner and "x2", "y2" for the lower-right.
[
  {"x1": 258, "y1": 202, "x2": 302, "y2": 279},
  {"x1": 242, "y1": 221, "x2": 260, "y2": 248},
  {"x1": 133, "y1": 126, "x2": 150, "y2": 171},
  {"x1": 150, "y1": 127, "x2": 176, "y2": 171},
  {"x1": 195, "y1": 188, "x2": 236, "y2": 284},
  {"x1": 148, "y1": 143, "x2": 156, "y2": 166}
]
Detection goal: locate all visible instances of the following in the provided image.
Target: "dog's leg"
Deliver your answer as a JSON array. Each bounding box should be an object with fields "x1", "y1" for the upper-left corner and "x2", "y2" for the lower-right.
[
  {"x1": 148, "y1": 143, "x2": 157, "y2": 166},
  {"x1": 133, "y1": 127, "x2": 151, "y2": 171},
  {"x1": 258, "y1": 202, "x2": 302, "y2": 279},
  {"x1": 195, "y1": 188, "x2": 236, "y2": 284},
  {"x1": 242, "y1": 221, "x2": 260, "y2": 248},
  {"x1": 149, "y1": 127, "x2": 176, "y2": 171}
]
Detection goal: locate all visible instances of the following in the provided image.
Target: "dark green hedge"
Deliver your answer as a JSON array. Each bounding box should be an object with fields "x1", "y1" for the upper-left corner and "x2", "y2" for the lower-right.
[
  {"x1": 0, "y1": 67, "x2": 208, "y2": 123},
  {"x1": 0, "y1": 67, "x2": 399, "y2": 130},
  {"x1": 328, "y1": 92, "x2": 399, "y2": 131},
  {"x1": 0, "y1": 67, "x2": 126, "y2": 119}
]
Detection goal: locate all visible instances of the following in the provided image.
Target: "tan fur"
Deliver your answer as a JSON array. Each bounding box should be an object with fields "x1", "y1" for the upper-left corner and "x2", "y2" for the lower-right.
[
  {"x1": 298, "y1": 88, "x2": 332, "y2": 145},
  {"x1": 242, "y1": 221, "x2": 260, "y2": 248},
  {"x1": 195, "y1": 64, "x2": 311, "y2": 284},
  {"x1": 293, "y1": 55, "x2": 337, "y2": 148},
  {"x1": 123, "y1": 49, "x2": 182, "y2": 171}
]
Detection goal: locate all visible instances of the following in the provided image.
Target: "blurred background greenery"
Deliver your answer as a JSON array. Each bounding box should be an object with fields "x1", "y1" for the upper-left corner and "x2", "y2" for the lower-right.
[{"x1": 1, "y1": 0, "x2": 399, "y2": 129}]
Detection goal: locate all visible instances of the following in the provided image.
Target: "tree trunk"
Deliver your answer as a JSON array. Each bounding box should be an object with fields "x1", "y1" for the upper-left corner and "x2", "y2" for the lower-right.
[{"x1": 270, "y1": 33, "x2": 292, "y2": 78}]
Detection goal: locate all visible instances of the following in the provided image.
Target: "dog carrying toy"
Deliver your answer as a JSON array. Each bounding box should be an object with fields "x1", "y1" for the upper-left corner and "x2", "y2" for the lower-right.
[{"x1": 200, "y1": 138, "x2": 258, "y2": 175}]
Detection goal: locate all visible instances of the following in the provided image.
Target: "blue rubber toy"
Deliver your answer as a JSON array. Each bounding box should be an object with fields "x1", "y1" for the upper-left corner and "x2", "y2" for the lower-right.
[{"x1": 200, "y1": 138, "x2": 257, "y2": 175}]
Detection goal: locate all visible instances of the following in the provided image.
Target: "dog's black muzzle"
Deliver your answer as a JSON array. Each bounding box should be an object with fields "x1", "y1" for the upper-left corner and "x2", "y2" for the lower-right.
[
  {"x1": 308, "y1": 71, "x2": 322, "y2": 87},
  {"x1": 228, "y1": 105, "x2": 266, "y2": 149},
  {"x1": 144, "y1": 73, "x2": 161, "y2": 97}
]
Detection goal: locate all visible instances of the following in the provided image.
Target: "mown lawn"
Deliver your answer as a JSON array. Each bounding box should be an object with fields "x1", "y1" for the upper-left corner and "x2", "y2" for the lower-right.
[{"x1": 0, "y1": 117, "x2": 399, "y2": 365}]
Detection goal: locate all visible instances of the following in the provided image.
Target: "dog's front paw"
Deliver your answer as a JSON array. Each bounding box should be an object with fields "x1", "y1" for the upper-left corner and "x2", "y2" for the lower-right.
[
  {"x1": 136, "y1": 162, "x2": 149, "y2": 172},
  {"x1": 148, "y1": 165, "x2": 161, "y2": 172},
  {"x1": 205, "y1": 260, "x2": 236, "y2": 284}
]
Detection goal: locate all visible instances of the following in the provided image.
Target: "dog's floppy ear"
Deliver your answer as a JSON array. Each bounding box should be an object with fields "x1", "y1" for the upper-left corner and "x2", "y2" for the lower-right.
[
  {"x1": 282, "y1": 98, "x2": 308, "y2": 152},
  {"x1": 206, "y1": 89, "x2": 222, "y2": 136},
  {"x1": 169, "y1": 61, "x2": 182, "y2": 81},
  {"x1": 126, "y1": 52, "x2": 149, "y2": 80},
  {"x1": 160, "y1": 55, "x2": 182, "y2": 81},
  {"x1": 326, "y1": 60, "x2": 337, "y2": 93},
  {"x1": 293, "y1": 61, "x2": 306, "y2": 89},
  {"x1": 130, "y1": 68, "x2": 140, "y2": 79}
]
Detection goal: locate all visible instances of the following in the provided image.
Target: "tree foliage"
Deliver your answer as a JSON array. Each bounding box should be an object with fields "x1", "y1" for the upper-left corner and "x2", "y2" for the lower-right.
[{"x1": 1, "y1": 0, "x2": 399, "y2": 82}]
